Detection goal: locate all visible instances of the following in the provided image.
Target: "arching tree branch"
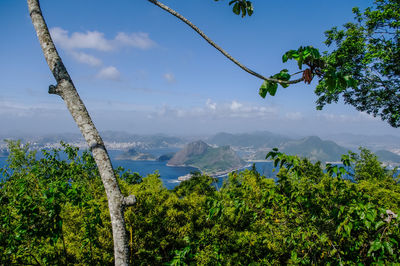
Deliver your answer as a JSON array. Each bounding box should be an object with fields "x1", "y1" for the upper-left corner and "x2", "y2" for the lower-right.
[{"x1": 147, "y1": 0, "x2": 304, "y2": 85}]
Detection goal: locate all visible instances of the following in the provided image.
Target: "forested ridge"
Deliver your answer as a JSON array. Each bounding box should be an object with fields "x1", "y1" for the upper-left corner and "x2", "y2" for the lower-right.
[{"x1": 1, "y1": 141, "x2": 399, "y2": 265}]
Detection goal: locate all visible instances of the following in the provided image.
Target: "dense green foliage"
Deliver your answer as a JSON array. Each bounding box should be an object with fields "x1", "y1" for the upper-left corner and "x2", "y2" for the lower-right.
[
  {"x1": 215, "y1": 0, "x2": 399, "y2": 127},
  {"x1": 1, "y1": 142, "x2": 400, "y2": 265},
  {"x1": 316, "y1": 0, "x2": 400, "y2": 127},
  {"x1": 0, "y1": 141, "x2": 115, "y2": 265},
  {"x1": 254, "y1": 0, "x2": 400, "y2": 128}
]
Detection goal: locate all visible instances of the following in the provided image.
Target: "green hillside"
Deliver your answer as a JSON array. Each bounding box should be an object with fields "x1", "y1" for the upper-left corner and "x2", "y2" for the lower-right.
[
  {"x1": 281, "y1": 136, "x2": 348, "y2": 162},
  {"x1": 168, "y1": 140, "x2": 246, "y2": 175},
  {"x1": 375, "y1": 150, "x2": 400, "y2": 164}
]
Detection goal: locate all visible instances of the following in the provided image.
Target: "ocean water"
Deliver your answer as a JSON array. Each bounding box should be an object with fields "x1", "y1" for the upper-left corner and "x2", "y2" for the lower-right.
[
  {"x1": 0, "y1": 157, "x2": 7, "y2": 170},
  {"x1": 111, "y1": 159, "x2": 200, "y2": 190},
  {"x1": 0, "y1": 149, "x2": 276, "y2": 190}
]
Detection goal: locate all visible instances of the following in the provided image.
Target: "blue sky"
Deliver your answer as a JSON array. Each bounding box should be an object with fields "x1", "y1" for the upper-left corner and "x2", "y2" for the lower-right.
[{"x1": 1, "y1": 0, "x2": 399, "y2": 137}]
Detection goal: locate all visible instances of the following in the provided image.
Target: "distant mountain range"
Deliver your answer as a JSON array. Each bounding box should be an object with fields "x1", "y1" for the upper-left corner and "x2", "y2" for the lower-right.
[
  {"x1": 100, "y1": 131, "x2": 186, "y2": 148},
  {"x1": 280, "y1": 136, "x2": 348, "y2": 162},
  {"x1": 246, "y1": 136, "x2": 348, "y2": 162},
  {"x1": 374, "y1": 150, "x2": 400, "y2": 164},
  {"x1": 1, "y1": 131, "x2": 399, "y2": 165},
  {"x1": 323, "y1": 133, "x2": 400, "y2": 151},
  {"x1": 207, "y1": 132, "x2": 400, "y2": 164},
  {"x1": 0, "y1": 131, "x2": 188, "y2": 150},
  {"x1": 207, "y1": 131, "x2": 291, "y2": 148},
  {"x1": 167, "y1": 140, "x2": 246, "y2": 175}
]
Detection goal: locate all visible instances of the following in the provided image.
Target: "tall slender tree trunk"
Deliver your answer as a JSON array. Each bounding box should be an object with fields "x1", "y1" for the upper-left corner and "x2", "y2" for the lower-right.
[{"x1": 27, "y1": 1, "x2": 135, "y2": 265}]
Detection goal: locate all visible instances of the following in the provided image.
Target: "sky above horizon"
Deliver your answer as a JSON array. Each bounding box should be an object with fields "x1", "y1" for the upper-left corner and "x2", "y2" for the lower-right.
[{"x1": 1, "y1": 0, "x2": 399, "y2": 138}]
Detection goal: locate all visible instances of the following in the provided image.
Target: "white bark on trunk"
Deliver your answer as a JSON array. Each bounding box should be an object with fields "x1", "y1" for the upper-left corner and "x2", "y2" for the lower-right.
[{"x1": 27, "y1": 1, "x2": 135, "y2": 265}]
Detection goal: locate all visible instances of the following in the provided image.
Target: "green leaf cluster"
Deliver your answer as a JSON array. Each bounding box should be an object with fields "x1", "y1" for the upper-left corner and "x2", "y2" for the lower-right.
[
  {"x1": 283, "y1": 46, "x2": 322, "y2": 70},
  {"x1": 214, "y1": 0, "x2": 253, "y2": 17},
  {"x1": 258, "y1": 46, "x2": 324, "y2": 98},
  {"x1": 259, "y1": 69, "x2": 290, "y2": 98},
  {"x1": 0, "y1": 141, "x2": 122, "y2": 264}
]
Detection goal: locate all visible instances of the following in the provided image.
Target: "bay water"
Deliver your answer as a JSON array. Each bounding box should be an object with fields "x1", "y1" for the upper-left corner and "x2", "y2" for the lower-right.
[{"x1": 0, "y1": 149, "x2": 276, "y2": 190}]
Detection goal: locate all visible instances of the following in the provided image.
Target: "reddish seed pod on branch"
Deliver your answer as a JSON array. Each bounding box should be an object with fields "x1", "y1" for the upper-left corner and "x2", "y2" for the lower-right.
[{"x1": 303, "y1": 69, "x2": 313, "y2": 84}]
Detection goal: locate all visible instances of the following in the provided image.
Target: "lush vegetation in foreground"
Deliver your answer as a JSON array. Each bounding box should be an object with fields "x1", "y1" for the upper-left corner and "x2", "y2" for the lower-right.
[{"x1": 1, "y1": 141, "x2": 399, "y2": 265}]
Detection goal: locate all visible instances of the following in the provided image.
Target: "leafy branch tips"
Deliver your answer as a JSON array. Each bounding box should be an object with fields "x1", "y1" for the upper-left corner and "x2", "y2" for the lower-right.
[
  {"x1": 259, "y1": 45, "x2": 357, "y2": 99},
  {"x1": 214, "y1": 0, "x2": 254, "y2": 18},
  {"x1": 259, "y1": 70, "x2": 290, "y2": 98}
]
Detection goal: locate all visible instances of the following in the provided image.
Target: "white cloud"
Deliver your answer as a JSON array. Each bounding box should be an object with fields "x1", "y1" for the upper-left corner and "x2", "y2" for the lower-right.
[
  {"x1": 115, "y1": 32, "x2": 156, "y2": 50},
  {"x1": 163, "y1": 73, "x2": 176, "y2": 83},
  {"x1": 358, "y1": 112, "x2": 376, "y2": 121},
  {"x1": 50, "y1": 27, "x2": 113, "y2": 51},
  {"x1": 0, "y1": 99, "x2": 65, "y2": 117},
  {"x1": 50, "y1": 27, "x2": 157, "y2": 73},
  {"x1": 317, "y1": 112, "x2": 378, "y2": 123},
  {"x1": 317, "y1": 113, "x2": 355, "y2": 122},
  {"x1": 70, "y1": 51, "x2": 102, "y2": 67},
  {"x1": 230, "y1": 100, "x2": 243, "y2": 111},
  {"x1": 224, "y1": 100, "x2": 278, "y2": 118},
  {"x1": 149, "y1": 100, "x2": 277, "y2": 120},
  {"x1": 50, "y1": 27, "x2": 157, "y2": 52},
  {"x1": 206, "y1": 99, "x2": 217, "y2": 110},
  {"x1": 97, "y1": 66, "x2": 121, "y2": 81},
  {"x1": 285, "y1": 112, "x2": 303, "y2": 120}
]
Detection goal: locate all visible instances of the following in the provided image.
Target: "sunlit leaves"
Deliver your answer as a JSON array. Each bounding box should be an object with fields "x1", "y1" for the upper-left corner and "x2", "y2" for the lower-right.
[
  {"x1": 0, "y1": 141, "x2": 110, "y2": 265},
  {"x1": 317, "y1": 0, "x2": 400, "y2": 127},
  {"x1": 283, "y1": 46, "x2": 322, "y2": 70},
  {"x1": 326, "y1": 151, "x2": 357, "y2": 178},
  {"x1": 266, "y1": 148, "x2": 303, "y2": 177},
  {"x1": 214, "y1": 0, "x2": 253, "y2": 17},
  {"x1": 259, "y1": 80, "x2": 278, "y2": 98},
  {"x1": 259, "y1": 46, "x2": 325, "y2": 99},
  {"x1": 315, "y1": 67, "x2": 358, "y2": 110},
  {"x1": 259, "y1": 69, "x2": 290, "y2": 98}
]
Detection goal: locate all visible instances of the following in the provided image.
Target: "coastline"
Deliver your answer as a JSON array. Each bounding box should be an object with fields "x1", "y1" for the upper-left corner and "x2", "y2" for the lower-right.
[
  {"x1": 116, "y1": 157, "x2": 157, "y2": 161},
  {"x1": 176, "y1": 163, "x2": 252, "y2": 181},
  {"x1": 211, "y1": 163, "x2": 253, "y2": 177}
]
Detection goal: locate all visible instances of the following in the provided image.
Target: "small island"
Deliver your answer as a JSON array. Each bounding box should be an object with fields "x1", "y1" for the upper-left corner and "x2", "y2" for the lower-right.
[
  {"x1": 168, "y1": 140, "x2": 247, "y2": 176},
  {"x1": 116, "y1": 148, "x2": 156, "y2": 161},
  {"x1": 157, "y1": 152, "x2": 176, "y2": 162}
]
